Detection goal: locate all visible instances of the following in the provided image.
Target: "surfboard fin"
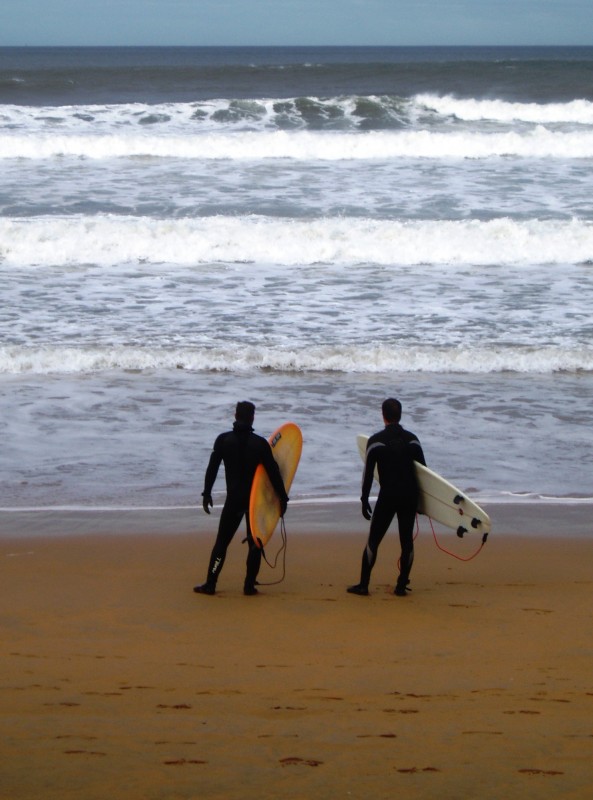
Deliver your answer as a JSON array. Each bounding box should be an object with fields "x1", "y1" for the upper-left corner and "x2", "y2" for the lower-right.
[
  {"x1": 471, "y1": 517, "x2": 481, "y2": 528},
  {"x1": 453, "y1": 494, "x2": 464, "y2": 505},
  {"x1": 456, "y1": 526, "x2": 467, "y2": 538}
]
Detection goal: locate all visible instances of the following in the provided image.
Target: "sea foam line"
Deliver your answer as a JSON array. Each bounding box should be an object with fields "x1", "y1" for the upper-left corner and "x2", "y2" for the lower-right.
[
  {"x1": 1, "y1": 215, "x2": 592, "y2": 268},
  {"x1": 1, "y1": 344, "x2": 592, "y2": 375},
  {"x1": 2, "y1": 127, "x2": 593, "y2": 160},
  {"x1": 2, "y1": 494, "x2": 592, "y2": 515},
  {"x1": 416, "y1": 94, "x2": 593, "y2": 124}
]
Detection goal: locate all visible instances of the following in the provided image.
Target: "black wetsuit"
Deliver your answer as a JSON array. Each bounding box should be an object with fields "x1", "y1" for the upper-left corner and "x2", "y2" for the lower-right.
[
  {"x1": 202, "y1": 421, "x2": 288, "y2": 591},
  {"x1": 358, "y1": 423, "x2": 426, "y2": 592}
]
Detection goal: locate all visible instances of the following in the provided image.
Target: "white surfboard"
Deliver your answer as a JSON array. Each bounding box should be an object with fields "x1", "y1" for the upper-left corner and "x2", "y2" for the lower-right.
[{"x1": 357, "y1": 434, "x2": 491, "y2": 538}]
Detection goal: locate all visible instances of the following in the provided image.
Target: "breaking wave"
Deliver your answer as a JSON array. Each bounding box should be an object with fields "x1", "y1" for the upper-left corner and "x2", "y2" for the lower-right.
[
  {"x1": 2, "y1": 214, "x2": 592, "y2": 268},
  {"x1": 1, "y1": 343, "x2": 592, "y2": 376}
]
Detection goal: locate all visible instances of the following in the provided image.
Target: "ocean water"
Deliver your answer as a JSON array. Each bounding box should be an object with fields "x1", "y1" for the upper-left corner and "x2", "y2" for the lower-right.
[{"x1": 1, "y1": 46, "x2": 592, "y2": 512}]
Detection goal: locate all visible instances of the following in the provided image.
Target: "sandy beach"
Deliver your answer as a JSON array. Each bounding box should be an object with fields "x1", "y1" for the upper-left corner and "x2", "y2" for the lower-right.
[{"x1": 2, "y1": 503, "x2": 593, "y2": 799}]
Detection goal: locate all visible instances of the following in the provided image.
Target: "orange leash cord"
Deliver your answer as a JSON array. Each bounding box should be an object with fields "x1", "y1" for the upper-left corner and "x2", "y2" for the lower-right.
[{"x1": 426, "y1": 514, "x2": 488, "y2": 561}]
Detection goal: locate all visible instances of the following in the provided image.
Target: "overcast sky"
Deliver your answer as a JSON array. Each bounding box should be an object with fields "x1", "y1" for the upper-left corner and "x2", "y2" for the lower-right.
[{"x1": 1, "y1": 0, "x2": 591, "y2": 47}]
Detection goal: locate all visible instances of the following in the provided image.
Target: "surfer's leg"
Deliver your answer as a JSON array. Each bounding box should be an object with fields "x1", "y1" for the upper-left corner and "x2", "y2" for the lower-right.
[
  {"x1": 358, "y1": 494, "x2": 395, "y2": 589},
  {"x1": 202, "y1": 502, "x2": 244, "y2": 589},
  {"x1": 244, "y1": 515, "x2": 262, "y2": 594},
  {"x1": 395, "y1": 505, "x2": 416, "y2": 594}
]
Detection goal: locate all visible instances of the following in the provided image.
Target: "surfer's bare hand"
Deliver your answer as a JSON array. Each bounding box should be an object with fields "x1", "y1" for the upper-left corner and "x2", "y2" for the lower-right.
[{"x1": 202, "y1": 493, "x2": 213, "y2": 514}]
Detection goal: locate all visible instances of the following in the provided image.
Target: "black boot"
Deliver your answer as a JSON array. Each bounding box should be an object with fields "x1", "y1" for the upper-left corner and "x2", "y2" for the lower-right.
[
  {"x1": 193, "y1": 582, "x2": 216, "y2": 595},
  {"x1": 347, "y1": 583, "x2": 369, "y2": 596}
]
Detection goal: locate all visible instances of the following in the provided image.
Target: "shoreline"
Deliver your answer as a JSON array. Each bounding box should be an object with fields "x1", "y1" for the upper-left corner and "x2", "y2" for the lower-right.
[{"x1": 1, "y1": 499, "x2": 592, "y2": 538}]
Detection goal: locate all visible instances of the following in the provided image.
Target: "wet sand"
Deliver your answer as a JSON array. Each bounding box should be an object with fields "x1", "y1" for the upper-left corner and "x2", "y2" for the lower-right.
[{"x1": 1, "y1": 504, "x2": 592, "y2": 799}]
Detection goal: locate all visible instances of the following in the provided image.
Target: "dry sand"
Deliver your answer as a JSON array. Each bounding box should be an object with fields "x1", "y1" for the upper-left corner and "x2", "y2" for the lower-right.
[{"x1": 1, "y1": 504, "x2": 593, "y2": 799}]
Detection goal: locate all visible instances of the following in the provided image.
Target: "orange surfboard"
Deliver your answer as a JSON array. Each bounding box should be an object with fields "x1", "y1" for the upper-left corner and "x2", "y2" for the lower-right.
[{"x1": 249, "y1": 422, "x2": 303, "y2": 549}]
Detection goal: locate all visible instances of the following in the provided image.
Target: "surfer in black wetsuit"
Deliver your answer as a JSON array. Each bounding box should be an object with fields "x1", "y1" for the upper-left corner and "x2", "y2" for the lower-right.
[
  {"x1": 194, "y1": 401, "x2": 289, "y2": 596},
  {"x1": 348, "y1": 398, "x2": 426, "y2": 597}
]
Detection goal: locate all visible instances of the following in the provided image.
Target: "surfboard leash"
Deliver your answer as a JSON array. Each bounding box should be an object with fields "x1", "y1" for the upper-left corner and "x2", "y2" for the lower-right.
[
  {"x1": 426, "y1": 515, "x2": 488, "y2": 561},
  {"x1": 256, "y1": 517, "x2": 288, "y2": 586}
]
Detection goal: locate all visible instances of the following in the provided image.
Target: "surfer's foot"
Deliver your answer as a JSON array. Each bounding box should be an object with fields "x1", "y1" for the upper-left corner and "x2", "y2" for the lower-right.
[
  {"x1": 394, "y1": 585, "x2": 410, "y2": 597},
  {"x1": 347, "y1": 584, "x2": 369, "y2": 596},
  {"x1": 243, "y1": 584, "x2": 259, "y2": 596},
  {"x1": 193, "y1": 583, "x2": 216, "y2": 595}
]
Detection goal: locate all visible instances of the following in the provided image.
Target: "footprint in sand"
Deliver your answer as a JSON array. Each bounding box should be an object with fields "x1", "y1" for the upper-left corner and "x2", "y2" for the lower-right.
[
  {"x1": 522, "y1": 608, "x2": 553, "y2": 615},
  {"x1": 154, "y1": 740, "x2": 197, "y2": 745},
  {"x1": 279, "y1": 757, "x2": 323, "y2": 767},
  {"x1": 45, "y1": 702, "x2": 81, "y2": 707},
  {"x1": 383, "y1": 708, "x2": 419, "y2": 714},
  {"x1": 518, "y1": 768, "x2": 564, "y2": 776},
  {"x1": 119, "y1": 685, "x2": 155, "y2": 690},
  {"x1": 396, "y1": 766, "x2": 440, "y2": 773},
  {"x1": 503, "y1": 710, "x2": 541, "y2": 715}
]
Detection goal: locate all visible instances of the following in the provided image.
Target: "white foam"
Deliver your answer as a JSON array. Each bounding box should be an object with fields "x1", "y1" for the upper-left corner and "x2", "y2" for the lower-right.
[
  {"x1": 2, "y1": 93, "x2": 593, "y2": 161},
  {"x1": 416, "y1": 93, "x2": 593, "y2": 124},
  {"x1": 1, "y1": 343, "x2": 591, "y2": 375},
  {"x1": 2, "y1": 127, "x2": 593, "y2": 161},
  {"x1": 496, "y1": 492, "x2": 593, "y2": 504},
  {"x1": 1, "y1": 215, "x2": 592, "y2": 268}
]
